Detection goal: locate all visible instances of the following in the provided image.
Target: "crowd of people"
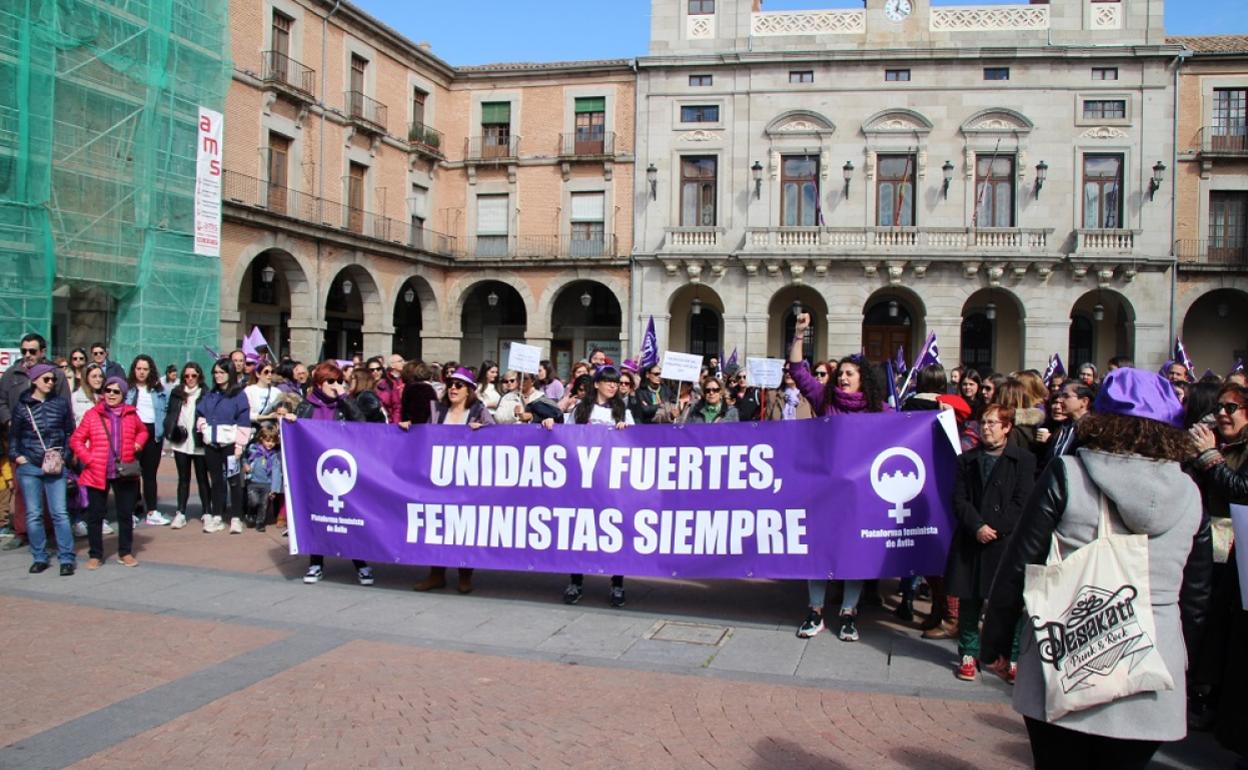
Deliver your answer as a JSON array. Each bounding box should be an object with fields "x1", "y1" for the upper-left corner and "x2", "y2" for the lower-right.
[{"x1": 0, "y1": 324, "x2": 1244, "y2": 769}]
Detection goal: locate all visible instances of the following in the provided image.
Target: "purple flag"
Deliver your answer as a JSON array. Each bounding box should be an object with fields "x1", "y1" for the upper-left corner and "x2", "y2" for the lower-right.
[
  {"x1": 1173, "y1": 338, "x2": 1195, "y2": 381},
  {"x1": 1042, "y1": 353, "x2": 1066, "y2": 386},
  {"x1": 885, "y1": 358, "x2": 901, "y2": 410},
  {"x1": 1202, "y1": 369, "x2": 1218, "y2": 381},
  {"x1": 726, "y1": 347, "x2": 738, "y2": 369},
  {"x1": 900, "y1": 332, "x2": 941, "y2": 398},
  {"x1": 894, "y1": 346, "x2": 907, "y2": 376},
  {"x1": 639, "y1": 316, "x2": 659, "y2": 369},
  {"x1": 243, "y1": 326, "x2": 270, "y2": 363},
  {"x1": 281, "y1": 414, "x2": 959, "y2": 580},
  {"x1": 1232, "y1": 358, "x2": 1245, "y2": 375}
]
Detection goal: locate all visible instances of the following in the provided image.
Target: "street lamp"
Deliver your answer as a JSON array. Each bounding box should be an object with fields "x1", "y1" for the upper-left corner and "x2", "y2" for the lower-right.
[
  {"x1": 691, "y1": 296, "x2": 703, "y2": 316},
  {"x1": 486, "y1": 290, "x2": 499, "y2": 308},
  {"x1": 941, "y1": 160, "x2": 954, "y2": 200},
  {"x1": 341, "y1": 279, "x2": 353, "y2": 296},
  {"x1": 646, "y1": 163, "x2": 658, "y2": 201},
  {"x1": 751, "y1": 160, "x2": 764, "y2": 199},
  {"x1": 260, "y1": 264, "x2": 276, "y2": 284},
  {"x1": 1034, "y1": 160, "x2": 1048, "y2": 197},
  {"x1": 1092, "y1": 303, "x2": 1105, "y2": 322},
  {"x1": 888, "y1": 300, "x2": 899, "y2": 318},
  {"x1": 580, "y1": 290, "x2": 592, "y2": 308},
  {"x1": 1148, "y1": 161, "x2": 1166, "y2": 201},
  {"x1": 404, "y1": 287, "x2": 415, "y2": 304},
  {"x1": 842, "y1": 161, "x2": 854, "y2": 197},
  {"x1": 985, "y1": 302, "x2": 997, "y2": 321}
]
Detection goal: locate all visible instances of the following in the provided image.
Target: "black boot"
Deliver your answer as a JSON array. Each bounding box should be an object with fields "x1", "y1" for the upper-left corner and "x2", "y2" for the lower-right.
[{"x1": 894, "y1": 596, "x2": 915, "y2": 622}]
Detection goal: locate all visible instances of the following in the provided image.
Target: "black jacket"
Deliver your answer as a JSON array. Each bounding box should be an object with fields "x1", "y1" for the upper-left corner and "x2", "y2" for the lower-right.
[
  {"x1": 294, "y1": 395, "x2": 364, "y2": 422},
  {"x1": 732, "y1": 386, "x2": 761, "y2": 422},
  {"x1": 944, "y1": 442, "x2": 1035, "y2": 600}
]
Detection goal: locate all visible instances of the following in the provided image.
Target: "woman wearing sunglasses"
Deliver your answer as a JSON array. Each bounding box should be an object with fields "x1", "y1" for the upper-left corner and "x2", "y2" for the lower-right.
[
  {"x1": 10, "y1": 363, "x2": 78, "y2": 575},
  {"x1": 677, "y1": 375, "x2": 738, "y2": 424},
  {"x1": 164, "y1": 363, "x2": 210, "y2": 531},
  {"x1": 196, "y1": 358, "x2": 252, "y2": 535},
  {"x1": 69, "y1": 376, "x2": 148, "y2": 570}
]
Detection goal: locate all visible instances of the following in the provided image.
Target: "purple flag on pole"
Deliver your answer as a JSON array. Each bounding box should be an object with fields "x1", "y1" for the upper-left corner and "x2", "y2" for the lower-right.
[
  {"x1": 894, "y1": 346, "x2": 907, "y2": 376},
  {"x1": 1232, "y1": 358, "x2": 1245, "y2": 375},
  {"x1": 243, "y1": 326, "x2": 269, "y2": 363},
  {"x1": 726, "y1": 347, "x2": 738, "y2": 369},
  {"x1": 900, "y1": 332, "x2": 940, "y2": 399},
  {"x1": 1042, "y1": 353, "x2": 1066, "y2": 386},
  {"x1": 281, "y1": 414, "x2": 959, "y2": 580},
  {"x1": 639, "y1": 316, "x2": 659, "y2": 369},
  {"x1": 1173, "y1": 338, "x2": 1195, "y2": 380},
  {"x1": 885, "y1": 358, "x2": 901, "y2": 410}
]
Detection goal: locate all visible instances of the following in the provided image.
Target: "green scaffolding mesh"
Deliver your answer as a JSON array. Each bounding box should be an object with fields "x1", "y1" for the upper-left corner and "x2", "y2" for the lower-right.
[{"x1": 0, "y1": 0, "x2": 230, "y2": 366}]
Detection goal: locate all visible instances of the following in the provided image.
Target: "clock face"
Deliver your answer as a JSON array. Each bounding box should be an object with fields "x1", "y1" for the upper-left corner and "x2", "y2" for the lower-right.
[{"x1": 884, "y1": 0, "x2": 913, "y2": 22}]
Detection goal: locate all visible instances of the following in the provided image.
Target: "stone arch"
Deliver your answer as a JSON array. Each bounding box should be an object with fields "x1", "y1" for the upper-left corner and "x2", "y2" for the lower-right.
[
  {"x1": 959, "y1": 108, "x2": 1035, "y2": 136},
  {"x1": 1181, "y1": 288, "x2": 1248, "y2": 375},
  {"x1": 862, "y1": 108, "x2": 934, "y2": 136},
  {"x1": 392, "y1": 274, "x2": 439, "y2": 361},
  {"x1": 323, "y1": 263, "x2": 383, "y2": 359},
  {"x1": 1070, "y1": 290, "x2": 1136, "y2": 371},
  {"x1": 233, "y1": 246, "x2": 314, "y2": 360},
  {"x1": 546, "y1": 279, "x2": 625, "y2": 369},
  {"x1": 456, "y1": 279, "x2": 530, "y2": 367},
  {"x1": 764, "y1": 109, "x2": 837, "y2": 139},
  {"x1": 446, "y1": 271, "x2": 538, "y2": 331},
  {"x1": 668, "y1": 283, "x2": 725, "y2": 360},
  {"x1": 536, "y1": 271, "x2": 629, "y2": 331},
  {"x1": 766, "y1": 284, "x2": 830, "y2": 361},
  {"x1": 960, "y1": 287, "x2": 1027, "y2": 374},
  {"x1": 230, "y1": 239, "x2": 316, "y2": 320},
  {"x1": 861, "y1": 286, "x2": 927, "y2": 364}
]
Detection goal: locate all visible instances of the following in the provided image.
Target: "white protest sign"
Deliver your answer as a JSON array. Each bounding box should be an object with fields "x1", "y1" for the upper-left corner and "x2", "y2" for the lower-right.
[
  {"x1": 660, "y1": 351, "x2": 703, "y2": 383},
  {"x1": 746, "y1": 357, "x2": 784, "y2": 389},
  {"x1": 1233, "y1": 504, "x2": 1248, "y2": 610},
  {"x1": 506, "y1": 342, "x2": 542, "y2": 375},
  {"x1": 0, "y1": 349, "x2": 20, "y2": 370}
]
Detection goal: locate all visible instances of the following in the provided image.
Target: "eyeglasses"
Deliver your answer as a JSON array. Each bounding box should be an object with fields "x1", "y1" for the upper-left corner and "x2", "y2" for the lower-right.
[
  {"x1": 37, "y1": 375, "x2": 55, "y2": 383},
  {"x1": 368, "y1": 366, "x2": 383, "y2": 373},
  {"x1": 703, "y1": 387, "x2": 721, "y2": 394},
  {"x1": 103, "y1": 387, "x2": 122, "y2": 395},
  {"x1": 649, "y1": 371, "x2": 662, "y2": 377},
  {"x1": 1216, "y1": 402, "x2": 1241, "y2": 416},
  {"x1": 447, "y1": 381, "x2": 468, "y2": 390},
  {"x1": 329, "y1": 378, "x2": 345, "y2": 386},
  {"x1": 91, "y1": 350, "x2": 105, "y2": 357},
  {"x1": 184, "y1": 373, "x2": 199, "y2": 379},
  {"x1": 981, "y1": 419, "x2": 1004, "y2": 427},
  {"x1": 21, "y1": 347, "x2": 40, "y2": 355},
  {"x1": 814, "y1": 370, "x2": 829, "y2": 378},
  {"x1": 503, "y1": 378, "x2": 517, "y2": 384},
  {"x1": 259, "y1": 369, "x2": 273, "y2": 375}
]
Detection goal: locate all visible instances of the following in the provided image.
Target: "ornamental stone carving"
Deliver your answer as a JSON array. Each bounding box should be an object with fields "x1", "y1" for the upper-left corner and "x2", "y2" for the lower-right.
[{"x1": 1081, "y1": 126, "x2": 1129, "y2": 140}]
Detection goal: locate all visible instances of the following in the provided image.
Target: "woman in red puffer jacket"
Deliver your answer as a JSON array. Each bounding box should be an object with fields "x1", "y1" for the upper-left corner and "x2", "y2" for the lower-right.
[{"x1": 70, "y1": 376, "x2": 148, "y2": 570}]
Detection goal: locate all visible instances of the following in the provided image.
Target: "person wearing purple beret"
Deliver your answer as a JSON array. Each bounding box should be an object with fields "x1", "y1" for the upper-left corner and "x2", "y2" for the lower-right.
[{"x1": 979, "y1": 368, "x2": 1212, "y2": 768}]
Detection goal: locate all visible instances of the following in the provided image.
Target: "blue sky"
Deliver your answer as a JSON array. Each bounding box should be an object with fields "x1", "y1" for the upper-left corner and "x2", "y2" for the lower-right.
[{"x1": 356, "y1": 0, "x2": 1245, "y2": 66}]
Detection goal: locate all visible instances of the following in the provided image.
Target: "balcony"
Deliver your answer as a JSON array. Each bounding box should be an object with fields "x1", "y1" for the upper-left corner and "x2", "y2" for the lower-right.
[
  {"x1": 221, "y1": 169, "x2": 456, "y2": 257},
  {"x1": 260, "y1": 50, "x2": 315, "y2": 101},
  {"x1": 1175, "y1": 239, "x2": 1248, "y2": 269},
  {"x1": 1195, "y1": 125, "x2": 1248, "y2": 157},
  {"x1": 558, "y1": 131, "x2": 616, "y2": 158},
  {"x1": 741, "y1": 226, "x2": 1054, "y2": 255},
  {"x1": 457, "y1": 234, "x2": 619, "y2": 259},
  {"x1": 344, "y1": 90, "x2": 387, "y2": 134},
  {"x1": 407, "y1": 121, "x2": 444, "y2": 160},
  {"x1": 751, "y1": 9, "x2": 865, "y2": 36},
  {"x1": 662, "y1": 227, "x2": 726, "y2": 252},
  {"x1": 1075, "y1": 228, "x2": 1140, "y2": 255},
  {"x1": 465, "y1": 135, "x2": 520, "y2": 162}
]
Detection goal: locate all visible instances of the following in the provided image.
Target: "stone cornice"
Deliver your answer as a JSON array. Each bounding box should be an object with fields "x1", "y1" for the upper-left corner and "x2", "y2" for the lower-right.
[{"x1": 637, "y1": 45, "x2": 1186, "y2": 69}]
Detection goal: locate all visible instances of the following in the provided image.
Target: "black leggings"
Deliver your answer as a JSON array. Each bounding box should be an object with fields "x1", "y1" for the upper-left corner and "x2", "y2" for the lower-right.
[
  {"x1": 1024, "y1": 717, "x2": 1160, "y2": 770},
  {"x1": 570, "y1": 574, "x2": 623, "y2": 588},
  {"x1": 137, "y1": 423, "x2": 162, "y2": 513},
  {"x1": 173, "y1": 451, "x2": 210, "y2": 517},
  {"x1": 203, "y1": 443, "x2": 241, "y2": 523}
]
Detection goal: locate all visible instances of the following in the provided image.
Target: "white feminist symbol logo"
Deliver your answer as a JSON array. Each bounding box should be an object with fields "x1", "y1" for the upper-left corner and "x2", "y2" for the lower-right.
[
  {"x1": 870, "y1": 447, "x2": 926, "y2": 525},
  {"x1": 316, "y1": 449, "x2": 357, "y2": 514}
]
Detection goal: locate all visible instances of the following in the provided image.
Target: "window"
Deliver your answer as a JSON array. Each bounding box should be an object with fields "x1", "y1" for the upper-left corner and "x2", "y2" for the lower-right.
[
  {"x1": 1213, "y1": 88, "x2": 1247, "y2": 149},
  {"x1": 1083, "y1": 99, "x2": 1126, "y2": 120},
  {"x1": 271, "y1": 11, "x2": 291, "y2": 57},
  {"x1": 876, "y1": 154, "x2": 916, "y2": 227},
  {"x1": 781, "y1": 155, "x2": 820, "y2": 227},
  {"x1": 983, "y1": 67, "x2": 1010, "y2": 81},
  {"x1": 974, "y1": 155, "x2": 1015, "y2": 228},
  {"x1": 680, "y1": 156, "x2": 717, "y2": 227},
  {"x1": 680, "y1": 105, "x2": 719, "y2": 123},
  {"x1": 885, "y1": 69, "x2": 910, "y2": 82},
  {"x1": 1082, "y1": 154, "x2": 1123, "y2": 229},
  {"x1": 689, "y1": 74, "x2": 712, "y2": 87},
  {"x1": 476, "y1": 194, "x2": 509, "y2": 256},
  {"x1": 688, "y1": 0, "x2": 714, "y2": 14},
  {"x1": 347, "y1": 54, "x2": 367, "y2": 119},
  {"x1": 266, "y1": 132, "x2": 290, "y2": 215},
  {"x1": 1092, "y1": 67, "x2": 1118, "y2": 81},
  {"x1": 481, "y1": 101, "x2": 511, "y2": 158},
  {"x1": 570, "y1": 192, "x2": 606, "y2": 257},
  {"x1": 409, "y1": 184, "x2": 428, "y2": 248},
  {"x1": 346, "y1": 162, "x2": 366, "y2": 233},
  {"x1": 1210, "y1": 191, "x2": 1248, "y2": 261},
  {"x1": 574, "y1": 97, "x2": 606, "y2": 154},
  {"x1": 411, "y1": 87, "x2": 427, "y2": 128},
  {"x1": 789, "y1": 70, "x2": 814, "y2": 84}
]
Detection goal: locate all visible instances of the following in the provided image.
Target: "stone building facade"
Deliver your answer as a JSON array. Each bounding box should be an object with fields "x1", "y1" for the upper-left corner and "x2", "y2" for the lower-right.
[
  {"x1": 221, "y1": 0, "x2": 634, "y2": 373},
  {"x1": 633, "y1": 0, "x2": 1181, "y2": 373},
  {"x1": 1172, "y1": 34, "x2": 1248, "y2": 373}
]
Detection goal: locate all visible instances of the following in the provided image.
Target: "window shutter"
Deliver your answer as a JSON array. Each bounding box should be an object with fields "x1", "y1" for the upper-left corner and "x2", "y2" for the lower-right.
[
  {"x1": 410, "y1": 185, "x2": 428, "y2": 217},
  {"x1": 481, "y1": 102, "x2": 511, "y2": 124},
  {"x1": 477, "y1": 195, "x2": 508, "y2": 234},
  {"x1": 570, "y1": 192, "x2": 604, "y2": 221},
  {"x1": 574, "y1": 97, "x2": 605, "y2": 114}
]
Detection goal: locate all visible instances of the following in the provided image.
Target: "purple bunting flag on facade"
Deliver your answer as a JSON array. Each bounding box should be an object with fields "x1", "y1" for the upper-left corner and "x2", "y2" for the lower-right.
[{"x1": 639, "y1": 316, "x2": 659, "y2": 369}]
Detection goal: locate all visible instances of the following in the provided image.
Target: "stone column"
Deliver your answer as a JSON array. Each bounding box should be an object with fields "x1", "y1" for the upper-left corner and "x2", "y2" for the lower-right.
[
  {"x1": 419, "y1": 332, "x2": 462, "y2": 365},
  {"x1": 287, "y1": 319, "x2": 324, "y2": 364},
  {"x1": 362, "y1": 325, "x2": 395, "y2": 359},
  {"x1": 1024, "y1": 320, "x2": 1071, "y2": 374},
  {"x1": 722, "y1": 313, "x2": 748, "y2": 360},
  {"x1": 825, "y1": 312, "x2": 861, "y2": 361},
  {"x1": 926, "y1": 315, "x2": 964, "y2": 369},
  {"x1": 218, "y1": 309, "x2": 242, "y2": 355}
]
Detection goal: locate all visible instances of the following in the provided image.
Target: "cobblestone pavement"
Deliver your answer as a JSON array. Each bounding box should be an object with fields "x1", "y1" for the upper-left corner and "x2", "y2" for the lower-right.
[{"x1": 0, "y1": 457, "x2": 1234, "y2": 769}]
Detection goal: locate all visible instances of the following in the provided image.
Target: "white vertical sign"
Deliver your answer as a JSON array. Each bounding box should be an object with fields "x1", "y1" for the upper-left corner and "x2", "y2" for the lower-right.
[{"x1": 194, "y1": 107, "x2": 224, "y2": 257}]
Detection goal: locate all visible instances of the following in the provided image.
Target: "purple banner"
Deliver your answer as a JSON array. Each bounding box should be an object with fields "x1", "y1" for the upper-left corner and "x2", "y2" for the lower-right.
[{"x1": 281, "y1": 413, "x2": 960, "y2": 580}]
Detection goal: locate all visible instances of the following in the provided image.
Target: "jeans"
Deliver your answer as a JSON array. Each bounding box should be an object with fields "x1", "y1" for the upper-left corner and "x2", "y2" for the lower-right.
[
  {"x1": 807, "y1": 579, "x2": 863, "y2": 614},
  {"x1": 173, "y1": 451, "x2": 210, "y2": 517},
  {"x1": 86, "y1": 480, "x2": 139, "y2": 560},
  {"x1": 137, "y1": 423, "x2": 162, "y2": 513},
  {"x1": 16, "y1": 463, "x2": 74, "y2": 565},
  {"x1": 203, "y1": 443, "x2": 241, "y2": 523}
]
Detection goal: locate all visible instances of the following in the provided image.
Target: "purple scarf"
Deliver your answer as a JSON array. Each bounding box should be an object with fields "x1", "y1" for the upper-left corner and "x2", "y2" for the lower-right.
[
  {"x1": 829, "y1": 388, "x2": 869, "y2": 413},
  {"x1": 102, "y1": 401, "x2": 125, "y2": 479},
  {"x1": 305, "y1": 389, "x2": 341, "y2": 421}
]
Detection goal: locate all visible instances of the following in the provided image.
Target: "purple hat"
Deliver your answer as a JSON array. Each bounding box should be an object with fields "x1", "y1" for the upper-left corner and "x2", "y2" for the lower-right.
[
  {"x1": 448, "y1": 367, "x2": 477, "y2": 388},
  {"x1": 620, "y1": 358, "x2": 639, "y2": 374},
  {"x1": 104, "y1": 376, "x2": 129, "y2": 397},
  {"x1": 26, "y1": 363, "x2": 56, "y2": 383},
  {"x1": 1093, "y1": 368, "x2": 1184, "y2": 429}
]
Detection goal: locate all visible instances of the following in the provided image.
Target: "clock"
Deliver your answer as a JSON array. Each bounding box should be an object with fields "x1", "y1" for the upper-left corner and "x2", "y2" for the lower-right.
[{"x1": 884, "y1": 0, "x2": 913, "y2": 22}]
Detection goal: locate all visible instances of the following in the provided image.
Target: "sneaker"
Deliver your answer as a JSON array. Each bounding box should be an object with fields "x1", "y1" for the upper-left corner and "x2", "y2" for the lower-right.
[
  {"x1": 563, "y1": 583, "x2": 583, "y2": 605},
  {"x1": 145, "y1": 511, "x2": 172, "y2": 526},
  {"x1": 357, "y1": 566, "x2": 375, "y2": 586},
  {"x1": 73, "y1": 521, "x2": 89, "y2": 538},
  {"x1": 303, "y1": 565, "x2": 323, "y2": 584},
  {"x1": 609, "y1": 586, "x2": 626, "y2": 608},
  {"x1": 101, "y1": 520, "x2": 115, "y2": 535},
  {"x1": 201, "y1": 516, "x2": 215, "y2": 533},
  {"x1": 132, "y1": 515, "x2": 140, "y2": 529},
  {"x1": 956, "y1": 655, "x2": 979, "y2": 681},
  {"x1": 797, "y1": 609, "x2": 825, "y2": 639},
  {"x1": 837, "y1": 611, "x2": 859, "y2": 642},
  {"x1": 170, "y1": 512, "x2": 187, "y2": 529},
  {"x1": 1, "y1": 536, "x2": 26, "y2": 551},
  {"x1": 228, "y1": 518, "x2": 243, "y2": 534}
]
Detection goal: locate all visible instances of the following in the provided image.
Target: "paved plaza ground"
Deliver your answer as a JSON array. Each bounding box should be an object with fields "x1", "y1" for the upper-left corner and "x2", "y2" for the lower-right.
[{"x1": 0, "y1": 459, "x2": 1235, "y2": 769}]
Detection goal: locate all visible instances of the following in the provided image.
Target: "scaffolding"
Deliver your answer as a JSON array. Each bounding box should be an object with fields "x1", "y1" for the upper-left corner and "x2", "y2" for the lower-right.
[{"x1": 0, "y1": 0, "x2": 230, "y2": 365}]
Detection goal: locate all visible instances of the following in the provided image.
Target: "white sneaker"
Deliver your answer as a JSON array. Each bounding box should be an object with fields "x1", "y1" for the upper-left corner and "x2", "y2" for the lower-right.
[
  {"x1": 101, "y1": 520, "x2": 115, "y2": 535},
  {"x1": 201, "y1": 516, "x2": 219, "y2": 534},
  {"x1": 213, "y1": 515, "x2": 225, "y2": 533},
  {"x1": 132, "y1": 515, "x2": 140, "y2": 528},
  {"x1": 170, "y1": 512, "x2": 187, "y2": 529},
  {"x1": 73, "y1": 521, "x2": 88, "y2": 538},
  {"x1": 145, "y1": 511, "x2": 172, "y2": 526},
  {"x1": 228, "y1": 518, "x2": 243, "y2": 534}
]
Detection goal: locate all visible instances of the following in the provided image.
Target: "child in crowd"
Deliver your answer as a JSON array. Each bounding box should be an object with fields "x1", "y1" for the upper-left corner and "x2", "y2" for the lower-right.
[{"x1": 243, "y1": 424, "x2": 283, "y2": 533}]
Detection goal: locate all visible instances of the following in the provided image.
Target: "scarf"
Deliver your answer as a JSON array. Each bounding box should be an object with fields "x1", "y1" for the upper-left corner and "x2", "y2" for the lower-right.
[
  {"x1": 782, "y1": 387, "x2": 800, "y2": 421},
  {"x1": 698, "y1": 401, "x2": 722, "y2": 423},
  {"x1": 305, "y1": 388, "x2": 341, "y2": 421},
  {"x1": 249, "y1": 444, "x2": 276, "y2": 476},
  {"x1": 102, "y1": 401, "x2": 125, "y2": 477},
  {"x1": 830, "y1": 387, "x2": 868, "y2": 413}
]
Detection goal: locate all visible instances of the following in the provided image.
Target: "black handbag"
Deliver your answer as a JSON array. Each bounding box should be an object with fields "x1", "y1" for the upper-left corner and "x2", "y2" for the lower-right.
[
  {"x1": 167, "y1": 424, "x2": 188, "y2": 444},
  {"x1": 98, "y1": 413, "x2": 142, "y2": 479}
]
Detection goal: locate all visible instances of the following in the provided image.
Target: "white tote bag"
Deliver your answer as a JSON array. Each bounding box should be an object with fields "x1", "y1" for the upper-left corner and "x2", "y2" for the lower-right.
[{"x1": 1022, "y1": 493, "x2": 1174, "y2": 721}]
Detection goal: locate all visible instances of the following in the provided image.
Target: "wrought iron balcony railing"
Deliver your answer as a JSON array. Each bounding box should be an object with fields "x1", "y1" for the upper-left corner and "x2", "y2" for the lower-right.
[
  {"x1": 344, "y1": 90, "x2": 387, "y2": 133},
  {"x1": 465, "y1": 134, "x2": 520, "y2": 162},
  {"x1": 558, "y1": 131, "x2": 616, "y2": 157},
  {"x1": 1175, "y1": 238, "x2": 1248, "y2": 267},
  {"x1": 1196, "y1": 125, "x2": 1248, "y2": 156},
  {"x1": 457, "y1": 234, "x2": 618, "y2": 259},
  {"x1": 407, "y1": 121, "x2": 444, "y2": 157},
  {"x1": 261, "y1": 50, "x2": 316, "y2": 98}
]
